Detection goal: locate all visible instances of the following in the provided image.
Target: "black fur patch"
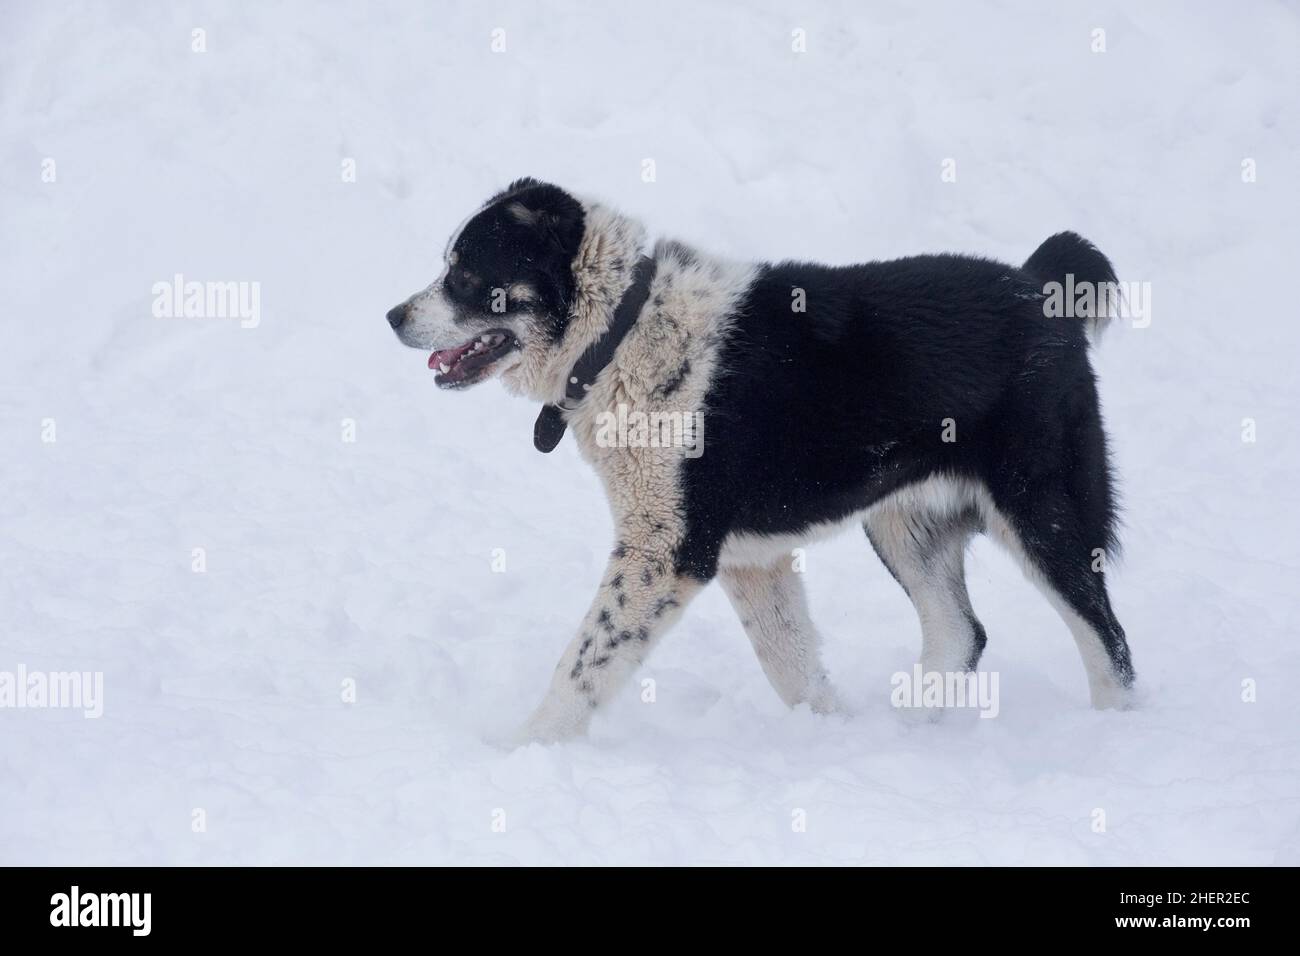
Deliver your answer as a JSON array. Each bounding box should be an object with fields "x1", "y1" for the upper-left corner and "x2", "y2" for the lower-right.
[
  {"x1": 651, "y1": 596, "x2": 679, "y2": 618},
  {"x1": 964, "y1": 610, "x2": 989, "y2": 670},
  {"x1": 655, "y1": 360, "x2": 691, "y2": 398},
  {"x1": 674, "y1": 245, "x2": 1121, "y2": 583},
  {"x1": 667, "y1": 234, "x2": 1134, "y2": 686},
  {"x1": 570, "y1": 635, "x2": 594, "y2": 679},
  {"x1": 444, "y1": 179, "x2": 586, "y2": 342}
]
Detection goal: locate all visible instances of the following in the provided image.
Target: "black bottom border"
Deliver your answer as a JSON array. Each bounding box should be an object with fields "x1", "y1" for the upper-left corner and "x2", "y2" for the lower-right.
[{"x1": 0, "y1": 865, "x2": 1278, "y2": 942}]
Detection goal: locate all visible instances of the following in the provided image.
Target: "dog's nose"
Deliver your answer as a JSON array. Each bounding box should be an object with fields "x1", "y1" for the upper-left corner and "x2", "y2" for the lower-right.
[{"x1": 386, "y1": 304, "x2": 407, "y2": 329}]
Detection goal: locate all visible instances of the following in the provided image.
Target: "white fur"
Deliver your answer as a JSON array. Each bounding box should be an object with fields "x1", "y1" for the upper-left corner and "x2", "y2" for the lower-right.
[
  {"x1": 518, "y1": 207, "x2": 760, "y2": 742},
  {"x1": 718, "y1": 560, "x2": 847, "y2": 714},
  {"x1": 723, "y1": 474, "x2": 1132, "y2": 712}
]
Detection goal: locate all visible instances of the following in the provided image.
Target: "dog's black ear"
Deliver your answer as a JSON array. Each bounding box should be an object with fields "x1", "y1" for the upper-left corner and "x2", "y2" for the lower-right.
[{"x1": 505, "y1": 183, "x2": 585, "y2": 257}]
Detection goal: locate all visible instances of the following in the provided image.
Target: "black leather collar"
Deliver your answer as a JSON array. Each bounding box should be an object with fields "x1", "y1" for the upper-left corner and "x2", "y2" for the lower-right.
[{"x1": 533, "y1": 255, "x2": 657, "y2": 453}]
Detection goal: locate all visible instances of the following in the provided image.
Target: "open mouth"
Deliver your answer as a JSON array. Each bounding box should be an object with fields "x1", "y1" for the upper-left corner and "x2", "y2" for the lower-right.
[{"x1": 427, "y1": 329, "x2": 519, "y2": 389}]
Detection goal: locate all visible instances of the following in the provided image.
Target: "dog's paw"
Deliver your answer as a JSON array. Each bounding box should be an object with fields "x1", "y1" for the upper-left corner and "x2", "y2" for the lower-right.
[
  {"x1": 482, "y1": 726, "x2": 533, "y2": 751},
  {"x1": 483, "y1": 723, "x2": 555, "y2": 751},
  {"x1": 487, "y1": 714, "x2": 587, "y2": 750},
  {"x1": 1090, "y1": 677, "x2": 1140, "y2": 712},
  {"x1": 809, "y1": 680, "x2": 853, "y2": 718},
  {"x1": 894, "y1": 702, "x2": 946, "y2": 726},
  {"x1": 503, "y1": 725, "x2": 572, "y2": 748}
]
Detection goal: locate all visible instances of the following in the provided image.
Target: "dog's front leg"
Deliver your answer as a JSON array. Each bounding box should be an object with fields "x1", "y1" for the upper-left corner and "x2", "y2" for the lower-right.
[{"x1": 518, "y1": 543, "x2": 702, "y2": 743}]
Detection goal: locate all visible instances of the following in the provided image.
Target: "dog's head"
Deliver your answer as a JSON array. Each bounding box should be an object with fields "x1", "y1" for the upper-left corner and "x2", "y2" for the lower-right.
[{"x1": 386, "y1": 178, "x2": 586, "y2": 392}]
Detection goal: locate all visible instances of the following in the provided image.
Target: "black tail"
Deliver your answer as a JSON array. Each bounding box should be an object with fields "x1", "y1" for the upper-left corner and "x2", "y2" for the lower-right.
[{"x1": 1022, "y1": 231, "x2": 1119, "y2": 342}]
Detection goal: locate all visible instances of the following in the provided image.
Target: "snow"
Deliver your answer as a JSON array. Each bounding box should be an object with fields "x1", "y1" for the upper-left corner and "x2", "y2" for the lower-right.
[{"x1": 2, "y1": 0, "x2": 1298, "y2": 865}]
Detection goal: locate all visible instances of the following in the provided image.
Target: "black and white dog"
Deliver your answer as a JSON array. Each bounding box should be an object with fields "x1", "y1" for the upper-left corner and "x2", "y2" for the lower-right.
[{"x1": 386, "y1": 178, "x2": 1135, "y2": 743}]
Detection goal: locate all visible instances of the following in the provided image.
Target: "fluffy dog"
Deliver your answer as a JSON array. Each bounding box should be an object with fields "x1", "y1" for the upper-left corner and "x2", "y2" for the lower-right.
[{"x1": 387, "y1": 178, "x2": 1135, "y2": 742}]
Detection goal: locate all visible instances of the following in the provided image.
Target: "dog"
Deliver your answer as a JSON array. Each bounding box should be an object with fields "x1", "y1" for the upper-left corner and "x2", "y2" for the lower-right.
[{"x1": 386, "y1": 177, "x2": 1135, "y2": 742}]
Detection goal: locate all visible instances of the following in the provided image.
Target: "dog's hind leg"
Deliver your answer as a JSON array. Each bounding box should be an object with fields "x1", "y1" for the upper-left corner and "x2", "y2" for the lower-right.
[
  {"x1": 718, "y1": 559, "x2": 847, "y2": 714},
  {"x1": 517, "y1": 539, "x2": 702, "y2": 743},
  {"x1": 984, "y1": 480, "x2": 1135, "y2": 709},
  {"x1": 864, "y1": 497, "x2": 987, "y2": 680}
]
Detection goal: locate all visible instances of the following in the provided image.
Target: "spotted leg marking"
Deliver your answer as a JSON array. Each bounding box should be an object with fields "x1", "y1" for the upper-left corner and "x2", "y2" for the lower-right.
[{"x1": 518, "y1": 540, "x2": 701, "y2": 743}]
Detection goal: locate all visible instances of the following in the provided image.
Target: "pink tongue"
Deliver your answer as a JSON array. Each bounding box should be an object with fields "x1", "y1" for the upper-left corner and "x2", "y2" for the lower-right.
[{"x1": 428, "y1": 341, "x2": 473, "y2": 370}]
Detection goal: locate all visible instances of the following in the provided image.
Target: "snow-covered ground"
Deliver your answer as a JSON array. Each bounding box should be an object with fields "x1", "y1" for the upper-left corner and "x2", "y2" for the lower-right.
[{"x1": 2, "y1": 0, "x2": 1298, "y2": 865}]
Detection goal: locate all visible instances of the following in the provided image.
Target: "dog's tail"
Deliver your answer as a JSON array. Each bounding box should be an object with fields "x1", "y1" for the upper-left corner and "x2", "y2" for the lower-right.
[{"x1": 1022, "y1": 231, "x2": 1119, "y2": 343}]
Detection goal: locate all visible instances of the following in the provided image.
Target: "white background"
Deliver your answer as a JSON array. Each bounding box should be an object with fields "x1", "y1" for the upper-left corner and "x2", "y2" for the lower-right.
[{"x1": 2, "y1": 0, "x2": 1297, "y2": 864}]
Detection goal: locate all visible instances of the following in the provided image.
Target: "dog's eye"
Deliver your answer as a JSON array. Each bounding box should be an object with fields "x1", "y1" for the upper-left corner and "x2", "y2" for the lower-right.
[{"x1": 445, "y1": 269, "x2": 480, "y2": 300}]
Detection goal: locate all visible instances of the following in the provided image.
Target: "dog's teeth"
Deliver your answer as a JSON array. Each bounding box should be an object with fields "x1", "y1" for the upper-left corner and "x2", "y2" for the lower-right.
[
  {"x1": 439, "y1": 362, "x2": 450, "y2": 373},
  {"x1": 473, "y1": 342, "x2": 484, "y2": 351}
]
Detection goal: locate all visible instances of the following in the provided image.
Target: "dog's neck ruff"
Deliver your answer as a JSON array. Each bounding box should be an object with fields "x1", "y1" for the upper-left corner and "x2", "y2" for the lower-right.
[{"x1": 533, "y1": 255, "x2": 657, "y2": 453}]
